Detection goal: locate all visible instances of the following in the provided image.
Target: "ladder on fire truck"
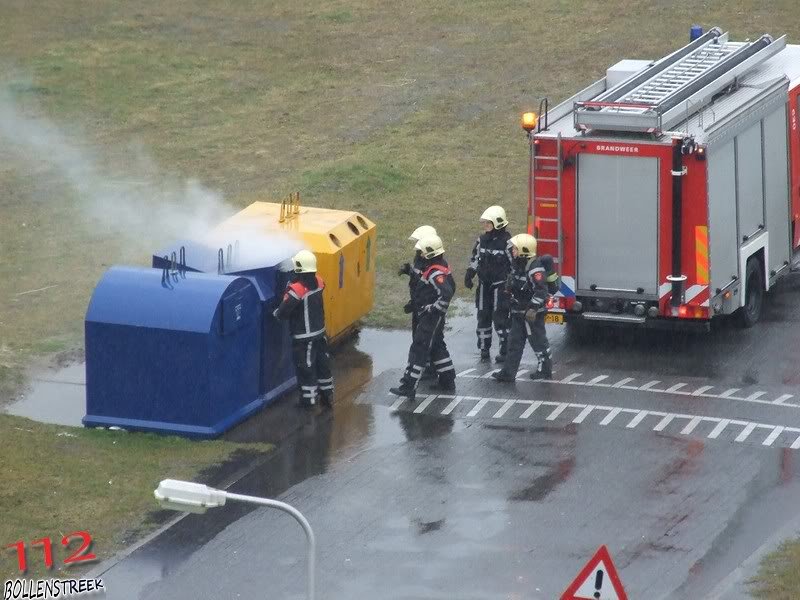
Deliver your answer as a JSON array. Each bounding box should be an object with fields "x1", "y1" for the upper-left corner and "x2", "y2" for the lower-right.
[
  {"x1": 573, "y1": 28, "x2": 787, "y2": 133},
  {"x1": 531, "y1": 131, "x2": 562, "y2": 265}
]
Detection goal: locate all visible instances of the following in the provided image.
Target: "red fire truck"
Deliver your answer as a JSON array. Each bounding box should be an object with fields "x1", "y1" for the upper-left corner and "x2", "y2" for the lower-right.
[{"x1": 525, "y1": 27, "x2": 800, "y2": 330}]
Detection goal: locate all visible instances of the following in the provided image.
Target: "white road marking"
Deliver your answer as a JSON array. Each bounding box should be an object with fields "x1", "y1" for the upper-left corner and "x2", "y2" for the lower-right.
[
  {"x1": 572, "y1": 405, "x2": 595, "y2": 424},
  {"x1": 413, "y1": 395, "x2": 437, "y2": 414},
  {"x1": 640, "y1": 380, "x2": 661, "y2": 391},
  {"x1": 456, "y1": 371, "x2": 800, "y2": 410},
  {"x1": 681, "y1": 416, "x2": 705, "y2": 435},
  {"x1": 467, "y1": 398, "x2": 491, "y2": 417},
  {"x1": 482, "y1": 369, "x2": 501, "y2": 379},
  {"x1": 441, "y1": 396, "x2": 463, "y2": 415},
  {"x1": 546, "y1": 403, "x2": 569, "y2": 420},
  {"x1": 392, "y1": 391, "x2": 800, "y2": 450},
  {"x1": 599, "y1": 408, "x2": 623, "y2": 426},
  {"x1": 519, "y1": 401, "x2": 543, "y2": 419},
  {"x1": 691, "y1": 385, "x2": 714, "y2": 396},
  {"x1": 665, "y1": 383, "x2": 688, "y2": 394},
  {"x1": 493, "y1": 400, "x2": 516, "y2": 419},
  {"x1": 735, "y1": 422, "x2": 758, "y2": 443},
  {"x1": 515, "y1": 369, "x2": 529, "y2": 379},
  {"x1": 707, "y1": 419, "x2": 731, "y2": 439},
  {"x1": 626, "y1": 411, "x2": 649, "y2": 428},
  {"x1": 456, "y1": 368, "x2": 477, "y2": 378},
  {"x1": 612, "y1": 377, "x2": 635, "y2": 388},
  {"x1": 763, "y1": 426, "x2": 785, "y2": 447},
  {"x1": 653, "y1": 414, "x2": 675, "y2": 432}
]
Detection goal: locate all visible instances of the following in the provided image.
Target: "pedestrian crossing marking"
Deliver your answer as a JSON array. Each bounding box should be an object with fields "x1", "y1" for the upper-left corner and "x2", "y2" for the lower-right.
[
  {"x1": 386, "y1": 392, "x2": 800, "y2": 451},
  {"x1": 454, "y1": 370, "x2": 800, "y2": 408}
]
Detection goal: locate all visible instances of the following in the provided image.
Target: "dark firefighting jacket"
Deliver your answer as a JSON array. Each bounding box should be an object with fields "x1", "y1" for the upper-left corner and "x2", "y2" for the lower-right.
[
  {"x1": 467, "y1": 227, "x2": 513, "y2": 285},
  {"x1": 412, "y1": 257, "x2": 456, "y2": 315},
  {"x1": 273, "y1": 273, "x2": 326, "y2": 340}
]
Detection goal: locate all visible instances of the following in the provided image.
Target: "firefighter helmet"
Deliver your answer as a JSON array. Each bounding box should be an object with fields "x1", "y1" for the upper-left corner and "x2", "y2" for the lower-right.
[
  {"x1": 509, "y1": 234, "x2": 537, "y2": 258},
  {"x1": 408, "y1": 225, "x2": 437, "y2": 242},
  {"x1": 292, "y1": 250, "x2": 317, "y2": 273},
  {"x1": 415, "y1": 234, "x2": 445, "y2": 259},
  {"x1": 480, "y1": 205, "x2": 508, "y2": 229}
]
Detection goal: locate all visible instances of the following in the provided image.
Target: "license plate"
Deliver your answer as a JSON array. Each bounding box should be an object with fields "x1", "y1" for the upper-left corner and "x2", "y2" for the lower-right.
[{"x1": 545, "y1": 313, "x2": 564, "y2": 325}]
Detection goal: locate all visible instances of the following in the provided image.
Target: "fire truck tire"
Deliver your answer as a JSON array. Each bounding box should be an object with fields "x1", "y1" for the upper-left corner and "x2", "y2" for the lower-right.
[{"x1": 738, "y1": 257, "x2": 764, "y2": 328}]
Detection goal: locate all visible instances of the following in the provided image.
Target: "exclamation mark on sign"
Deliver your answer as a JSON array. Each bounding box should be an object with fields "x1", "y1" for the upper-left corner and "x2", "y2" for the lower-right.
[{"x1": 594, "y1": 569, "x2": 604, "y2": 599}]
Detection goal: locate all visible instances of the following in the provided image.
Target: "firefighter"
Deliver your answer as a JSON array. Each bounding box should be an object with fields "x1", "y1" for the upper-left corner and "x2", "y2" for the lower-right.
[
  {"x1": 273, "y1": 249, "x2": 334, "y2": 409},
  {"x1": 491, "y1": 234, "x2": 557, "y2": 382},
  {"x1": 464, "y1": 205, "x2": 513, "y2": 363},
  {"x1": 399, "y1": 225, "x2": 438, "y2": 378},
  {"x1": 390, "y1": 234, "x2": 456, "y2": 401}
]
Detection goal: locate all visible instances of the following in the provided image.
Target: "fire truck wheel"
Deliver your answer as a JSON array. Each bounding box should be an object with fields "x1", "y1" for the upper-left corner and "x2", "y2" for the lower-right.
[{"x1": 738, "y1": 257, "x2": 764, "y2": 328}]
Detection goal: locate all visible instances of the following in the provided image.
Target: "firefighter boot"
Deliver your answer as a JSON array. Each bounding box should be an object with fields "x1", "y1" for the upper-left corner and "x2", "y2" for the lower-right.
[
  {"x1": 389, "y1": 382, "x2": 416, "y2": 401},
  {"x1": 435, "y1": 372, "x2": 456, "y2": 392},
  {"x1": 491, "y1": 370, "x2": 516, "y2": 383},
  {"x1": 529, "y1": 352, "x2": 553, "y2": 380},
  {"x1": 495, "y1": 332, "x2": 508, "y2": 363},
  {"x1": 319, "y1": 390, "x2": 334, "y2": 409},
  {"x1": 480, "y1": 349, "x2": 491, "y2": 362},
  {"x1": 390, "y1": 370, "x2": 417, "y2": 401}
]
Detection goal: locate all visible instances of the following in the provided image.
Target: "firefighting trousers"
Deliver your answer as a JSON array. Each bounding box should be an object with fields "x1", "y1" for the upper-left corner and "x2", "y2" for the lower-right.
[
  {"x1": 291, "y1": 336, "x2": 334, "y2": 405},
  {"x1": 500, "y1": 312, "x2": 552, "y2": 377},
  {"x1": 475, "y1": 281, "x2": 510, "y2": 355},
  {"x1": 402, "y1": 310, "x2": 454, "y2": 389}
]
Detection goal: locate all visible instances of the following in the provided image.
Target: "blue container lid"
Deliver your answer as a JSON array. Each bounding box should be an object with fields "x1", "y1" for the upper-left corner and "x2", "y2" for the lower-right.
[{"x1": 86, "y1": 266, "x2": 252, "y2": 333}]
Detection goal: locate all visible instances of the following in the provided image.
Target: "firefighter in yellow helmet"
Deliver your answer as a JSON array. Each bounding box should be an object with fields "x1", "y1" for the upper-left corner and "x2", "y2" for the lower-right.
[
  {"x1": 491, "y1": 234, "x2": 558, "y2": 382},
  {"x1": 390, "y1": 234, "x2": 456, "y2": 401},
  {"x1": 273, "y1": 250, "x2": 334, "y2": 408},
  {"x1": 464, "y1": 206, "x2": 513, "y2": 363},
  {"x1": 398, "y1": 226, "x2": 438, "y2": 379}
]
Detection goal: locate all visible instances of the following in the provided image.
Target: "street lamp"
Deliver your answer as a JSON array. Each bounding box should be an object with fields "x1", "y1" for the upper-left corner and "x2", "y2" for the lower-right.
[{"x1": 154, "y1": 479, "x2": 316, "y2": 600}]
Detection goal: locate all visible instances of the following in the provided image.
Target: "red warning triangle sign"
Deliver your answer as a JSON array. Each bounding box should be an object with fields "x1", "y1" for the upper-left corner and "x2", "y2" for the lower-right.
[{"x1": 560, "y1": 545, "x2": 627, "y2": 600}]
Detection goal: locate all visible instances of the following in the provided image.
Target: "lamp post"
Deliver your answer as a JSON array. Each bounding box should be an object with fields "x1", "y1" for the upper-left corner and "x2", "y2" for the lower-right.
[{"x1": 154, "y1": 479, "x2": 316, "y2": 600}]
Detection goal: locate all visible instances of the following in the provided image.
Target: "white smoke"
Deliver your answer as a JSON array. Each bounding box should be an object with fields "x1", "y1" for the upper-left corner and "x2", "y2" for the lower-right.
[{"x1": 0, "y1": 76, "x2": 300, "y2": 268}]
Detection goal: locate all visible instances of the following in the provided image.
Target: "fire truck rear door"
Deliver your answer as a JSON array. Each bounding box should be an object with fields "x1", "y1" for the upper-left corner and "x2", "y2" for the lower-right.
[{"x1": 577, "y1": 153, "x2": 659, "y2": 295}]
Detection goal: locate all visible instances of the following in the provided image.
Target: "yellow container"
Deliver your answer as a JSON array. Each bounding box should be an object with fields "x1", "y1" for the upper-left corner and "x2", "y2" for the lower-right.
[{"x1": 214, "y1": 195, "x2": 376, "y2": 342}]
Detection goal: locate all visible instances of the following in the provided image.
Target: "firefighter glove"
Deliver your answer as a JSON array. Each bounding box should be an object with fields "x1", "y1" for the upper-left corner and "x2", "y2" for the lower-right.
[
  {"x1": 525, "y1": 308, "x2": 538, "y2": 323},
  {"x1": 403, "y1": 302, "x2": 414, "y2": 314},
  {"x1": 398, "y1": 262, "x2": 412, "y2": 277},
  {"x1": 464, "y1": 268, "x2": 476, "y2": 289}
]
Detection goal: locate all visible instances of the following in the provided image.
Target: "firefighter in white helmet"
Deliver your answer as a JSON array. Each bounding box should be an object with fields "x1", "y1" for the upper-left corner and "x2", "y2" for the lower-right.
[
  {"x1": 464, "y1": 205, "x2": 513, "y2": 363},
  {"x1": 398, "y1": 225, "x2": 439, "y2": 378},
  {"x1": 491, "y1": 234, "x2": 558, "y2": 382},
  {"x1": 273, "y1": 249, "x2": 334, "y2": 408},
  {"x1": 390, "y1": 234, "x2": 456, "y2": 401}
]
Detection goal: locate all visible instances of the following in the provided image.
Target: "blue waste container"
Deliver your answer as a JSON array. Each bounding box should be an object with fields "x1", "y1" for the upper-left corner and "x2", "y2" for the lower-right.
[
  {"x1": 153, "y1": 240, "x2": 296, "y2": 402},
  {"x1": 83, "y1": 266, "x2": 264, "y2": 438}
]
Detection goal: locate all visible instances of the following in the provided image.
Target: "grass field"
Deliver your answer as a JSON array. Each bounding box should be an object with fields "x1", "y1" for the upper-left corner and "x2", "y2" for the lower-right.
[
  {"x1": 3, "y1": 0, "x2": 800, "y2": 594},
  {"x1": 0, "y1": 413, "x2": 269, "y2": 580}
]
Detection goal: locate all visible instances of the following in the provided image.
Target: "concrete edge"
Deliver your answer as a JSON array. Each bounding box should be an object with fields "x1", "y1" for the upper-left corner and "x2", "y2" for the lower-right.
[
  {"x1": 85, "y1": 450, "x2": 275, "y2": 579},
  {"x1": 702, "y1": 510, "x2": 800, "y2": 600}
]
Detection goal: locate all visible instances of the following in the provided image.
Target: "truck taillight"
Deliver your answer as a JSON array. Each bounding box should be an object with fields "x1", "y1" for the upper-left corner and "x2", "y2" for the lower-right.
[
  {"x1": 547, "y1": 297, "x2": 563, "y2": 310},
  {"x1": 678, "y1": 305, "x2": 708, "y2": 319}
]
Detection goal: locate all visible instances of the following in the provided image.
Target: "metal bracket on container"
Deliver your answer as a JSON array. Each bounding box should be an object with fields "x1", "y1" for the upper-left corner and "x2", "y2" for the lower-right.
[
  {"x1": 217, "y1": 249, "x2": 225, "y2": 275},
  {"x1": 279, "y1": 191, "x2": 302, "y2": 223}
]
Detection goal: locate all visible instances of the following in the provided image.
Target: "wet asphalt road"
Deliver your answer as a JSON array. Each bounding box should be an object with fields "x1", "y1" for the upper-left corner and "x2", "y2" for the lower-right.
[{"x1": 93, "y1": 274, "x2": 800, "y2": 599}]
